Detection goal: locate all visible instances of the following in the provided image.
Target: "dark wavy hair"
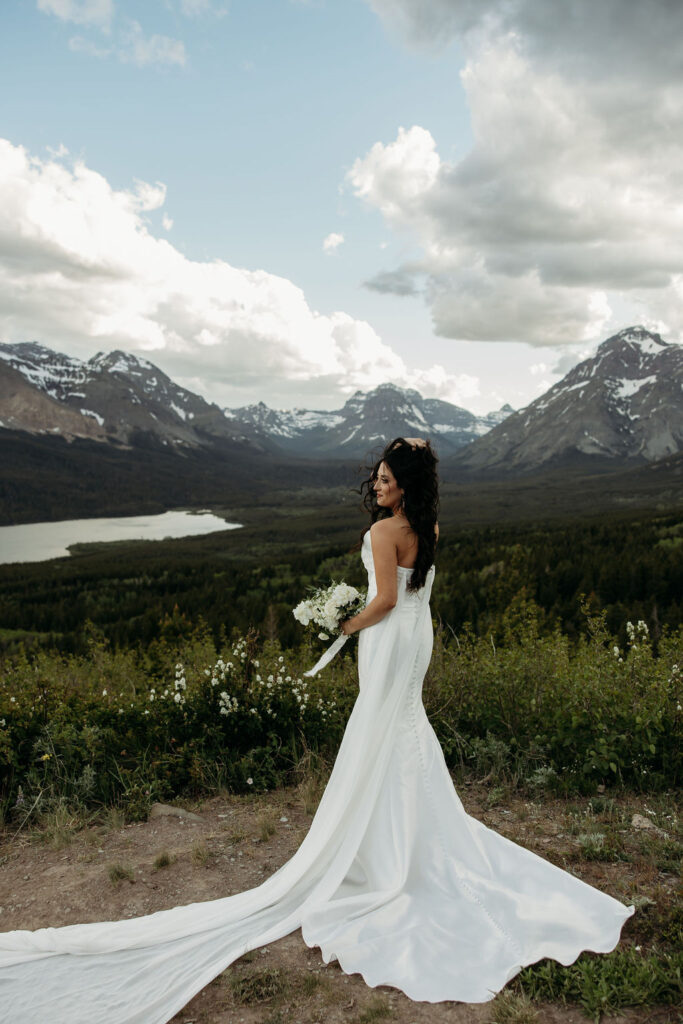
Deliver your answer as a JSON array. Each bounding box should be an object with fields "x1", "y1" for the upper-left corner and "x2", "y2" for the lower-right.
[{"x1": 359, "y1": 437, "x2": 439, "y2": 591}]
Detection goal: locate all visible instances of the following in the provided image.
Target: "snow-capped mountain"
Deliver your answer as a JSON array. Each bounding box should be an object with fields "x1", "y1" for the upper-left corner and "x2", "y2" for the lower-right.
[
  {"x1": 452, "y1": 326, "x2": 683, "y2": 473},
  {"x1": 0, "y1": 343, "x2": 510, "y2": 457},
  {"x1": 0, "y1": 342, "x2": 261, "y2": 451},
  {"x1": 228, "y1": 384, "x2": 513, "y2": 457}
]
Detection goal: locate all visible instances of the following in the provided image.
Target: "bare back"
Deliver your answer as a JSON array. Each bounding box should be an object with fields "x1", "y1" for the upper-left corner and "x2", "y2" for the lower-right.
[{"x1": 381, "y1": 515, "x2": 439, "y2": 570}]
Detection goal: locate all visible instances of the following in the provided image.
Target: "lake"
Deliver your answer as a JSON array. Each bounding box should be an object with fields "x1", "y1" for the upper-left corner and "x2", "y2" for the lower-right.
[{"x1": 0, "y1": 510, "x2": 242, "y2": 565}]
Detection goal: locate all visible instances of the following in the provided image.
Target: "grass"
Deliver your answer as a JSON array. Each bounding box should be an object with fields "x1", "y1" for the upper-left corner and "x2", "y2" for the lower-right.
[
  {"x1": 107, "y1": 862, "x2": 135, "y2": 885},
  {"x1": 516, "y1": 946, "x2": 683, "y2": 1020},
  {"x1": 257, "y1": 809, "x2": 278, "y2": 842},
  {"x1": 357, "y1": 994, "x2": 393, "y2": 1021},
  {"x1": 485, "y1": 990, "x2": 539, "y2": 1024},
  {"x1": 152, "y1": 849, "x2": 173, "y2": 870},
  {"x1": 229, "y1": 967, "x2": 287, "y2": 1004},
  {"x1": 191, "y1": 840, "x2": 212, "y2": 866},
  {"x1": 34, "y1": 801, "x2": 83, "y2": 849}
]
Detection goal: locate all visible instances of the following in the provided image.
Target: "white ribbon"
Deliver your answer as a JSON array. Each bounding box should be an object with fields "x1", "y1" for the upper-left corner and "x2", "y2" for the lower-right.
[{"x1": 304, "y1": 633, "x2": 349, "y2": 677}]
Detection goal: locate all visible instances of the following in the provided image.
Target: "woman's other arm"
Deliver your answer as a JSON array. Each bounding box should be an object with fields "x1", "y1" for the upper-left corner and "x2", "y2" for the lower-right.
[{"x1": 341, "y1": 521, "x2": 398, "y2": 635}]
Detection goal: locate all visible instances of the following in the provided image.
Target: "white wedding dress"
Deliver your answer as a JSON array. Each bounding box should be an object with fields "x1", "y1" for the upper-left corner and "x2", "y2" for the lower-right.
[{"x1": 0, "y1": 534, "x2": 634, "y2": 1022}]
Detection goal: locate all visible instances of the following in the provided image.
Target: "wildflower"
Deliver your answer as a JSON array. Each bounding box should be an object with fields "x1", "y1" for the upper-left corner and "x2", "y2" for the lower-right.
[
  {"x1": 612, "y1": 646, "x2": 620, "y2": 658},
  {"x1": 102, "y1": 688, "x2": 108, "y2": 696},
  {"x1": 40, "y1": 753, "x2": 51, "y2": 761},
  {"x1": 0, "y1": 719, "x2": 5, "y2": 727},
  {"x1": 253, "y1": 659, "x2": 260, "y2": 668},
  {"x1": 246, "y1": 777, "x2": 253, "y2": 785}
]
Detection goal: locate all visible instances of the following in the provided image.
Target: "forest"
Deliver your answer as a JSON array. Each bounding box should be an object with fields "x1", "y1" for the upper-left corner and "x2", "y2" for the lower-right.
[{"x1": 0, "y1": 508, "x2": 680, "y2": 654}]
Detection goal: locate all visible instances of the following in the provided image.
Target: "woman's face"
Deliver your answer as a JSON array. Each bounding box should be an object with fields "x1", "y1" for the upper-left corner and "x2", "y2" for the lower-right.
[{"x1": 374, "y1": 461, "x2": 403, "y2": 512}]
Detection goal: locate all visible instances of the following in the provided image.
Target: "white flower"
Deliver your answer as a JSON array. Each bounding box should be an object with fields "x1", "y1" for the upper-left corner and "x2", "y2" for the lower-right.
[
  {"x1": 246, "y1": 777, "x2": 253, "y2": 785},
  {"x1": 319, "y1": 632, "x2": 329, "y2": 641},
  {"x1": 102, "y1": 688, "x2": 107, "y2": 696},
  {"x1": 293, "y1": 600, "x2": 312, "y2": 625}
]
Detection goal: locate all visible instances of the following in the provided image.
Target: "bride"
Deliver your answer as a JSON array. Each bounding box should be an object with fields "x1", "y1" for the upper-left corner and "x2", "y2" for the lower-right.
[{"x1": 0, "y1": 437, "x2": 633, "y2": 1023}]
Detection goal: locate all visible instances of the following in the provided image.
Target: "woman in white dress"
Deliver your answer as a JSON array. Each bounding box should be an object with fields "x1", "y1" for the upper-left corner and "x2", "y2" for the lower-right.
[{"x1": 0, "y1": 437, "x2": 634, "y2": 1023}]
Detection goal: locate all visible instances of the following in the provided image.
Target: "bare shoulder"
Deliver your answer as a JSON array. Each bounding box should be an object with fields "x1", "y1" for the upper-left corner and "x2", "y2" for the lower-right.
[
  {"x1": 369, "y1": 517, "x2": 403, "y2": 557},
  {"x1": 370, "y1": 517, "x2": 397, "y2": 537},
  {"x1": 435, "y1": 521, "x2": 440, "y2": 541}
]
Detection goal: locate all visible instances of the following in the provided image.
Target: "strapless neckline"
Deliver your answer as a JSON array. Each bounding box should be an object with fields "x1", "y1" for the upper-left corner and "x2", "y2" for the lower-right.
[{"x1": 361, "y1": 530, "x2": 415, "y2": 573}]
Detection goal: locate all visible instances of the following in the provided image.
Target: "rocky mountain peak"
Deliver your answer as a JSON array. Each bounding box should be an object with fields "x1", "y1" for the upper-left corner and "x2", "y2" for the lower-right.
[{"x1": 453, "y1": 325, "x2": 682, "y2": 473}]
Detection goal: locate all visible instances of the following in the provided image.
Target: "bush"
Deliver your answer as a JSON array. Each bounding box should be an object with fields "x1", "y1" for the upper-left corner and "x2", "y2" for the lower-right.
[{"x1": 1, "y1": 600, "x2": 680, "y2": 823}]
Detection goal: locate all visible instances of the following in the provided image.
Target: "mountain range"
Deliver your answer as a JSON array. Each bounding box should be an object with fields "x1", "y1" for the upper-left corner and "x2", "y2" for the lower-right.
[
  {"x1": 0, "y1": 326, "x2": 681, "y2": 475},
  {"x1": 0, "y1": 341, "x2": 511, "y2": 458}
]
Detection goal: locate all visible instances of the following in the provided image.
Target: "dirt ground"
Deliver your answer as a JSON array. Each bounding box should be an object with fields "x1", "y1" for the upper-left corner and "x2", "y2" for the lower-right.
[{"x1": 0, "y1": 780, "x2": 679, "y2": 1024}]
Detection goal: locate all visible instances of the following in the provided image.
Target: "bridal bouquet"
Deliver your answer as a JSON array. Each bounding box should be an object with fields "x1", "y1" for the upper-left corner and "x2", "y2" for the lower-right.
[
  {"x1": 293, "y1": 581, "x2": 366, "y2": 640},
  {"x1": 293, "y1": 581, "x2": 366, "y2": 677}
]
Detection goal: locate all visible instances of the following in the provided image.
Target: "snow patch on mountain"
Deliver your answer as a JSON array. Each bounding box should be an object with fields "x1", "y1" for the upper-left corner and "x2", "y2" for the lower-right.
[
  {"x1": 81, "y1": 408, "x2": 104, "y2": 425},
  {"x1": 614, "y1": 375, "x2": 657, "y2": 400}
]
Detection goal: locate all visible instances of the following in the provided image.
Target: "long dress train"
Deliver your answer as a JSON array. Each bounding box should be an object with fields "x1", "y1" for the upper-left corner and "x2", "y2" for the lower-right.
[{"x1": 0, "y1": 534, "x2": 634, "y2": 1022}]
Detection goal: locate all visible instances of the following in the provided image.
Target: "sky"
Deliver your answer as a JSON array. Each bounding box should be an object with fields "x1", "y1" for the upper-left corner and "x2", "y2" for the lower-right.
[{"x1": 0, "y1": 0, "x2": 681, "y2": 415}]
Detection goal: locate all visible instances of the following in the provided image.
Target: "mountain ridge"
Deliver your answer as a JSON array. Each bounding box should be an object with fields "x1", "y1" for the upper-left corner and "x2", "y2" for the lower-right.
[
  {"x1": 1, "y1": 326, "x2": 681, "y2": 470},
  {"x1": 450, "y1": 326, "x2": 682, "y2": 474},
  {"x1": 0, "y1": 342, "x2": 512, "y2": 458}
]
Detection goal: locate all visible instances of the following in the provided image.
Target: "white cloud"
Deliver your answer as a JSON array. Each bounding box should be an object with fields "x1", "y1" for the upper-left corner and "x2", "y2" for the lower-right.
[
  {"x1": 68, "y1": 34, "x2": 112, "y2": 57},
  {"x1": 162, "y1": 213, "x2": 174, "y2": 231},
  {"x1": 38, "y1": 0, "x2": 113, "y2": 30},
  {"x1": 356, "y1": 1, "x2": 683, "y2": 347},
  {"x1": 322, "y1": 232, "x2": 344, "y2": 253},
  {"x1": 120, "y1": 21, "x2": 186, "y2": 68},
  {"x1": 40, "y1": 2, "x2": 186, "y2": 68},
  {"x1": 179, "y1": 0, "x2": 227, "y2": 16},
  {"x1": 0, "y1": 139, "x2": 468, "y2": 407}
]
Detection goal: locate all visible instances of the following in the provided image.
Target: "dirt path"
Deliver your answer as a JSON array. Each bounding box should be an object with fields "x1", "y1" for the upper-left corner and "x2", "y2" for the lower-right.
[{"x1": 1, "y1": 781, "x2": 679, "y2": 1024}]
